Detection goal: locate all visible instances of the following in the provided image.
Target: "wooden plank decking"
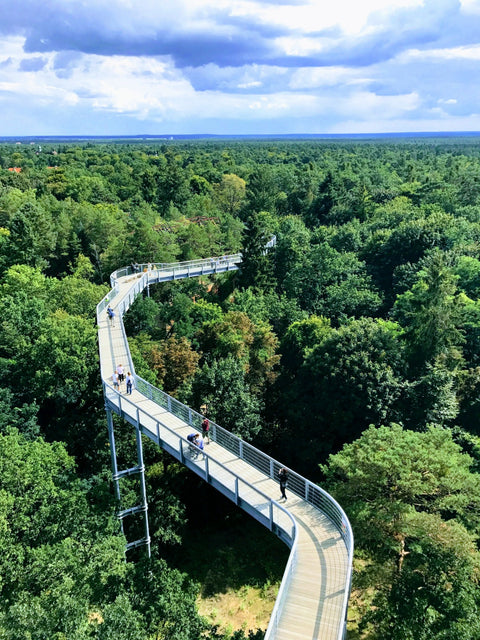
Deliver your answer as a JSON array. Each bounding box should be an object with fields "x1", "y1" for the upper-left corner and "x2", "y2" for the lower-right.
[{"x1": 97, "y1": 271, "x2": 351, "y2": 640}]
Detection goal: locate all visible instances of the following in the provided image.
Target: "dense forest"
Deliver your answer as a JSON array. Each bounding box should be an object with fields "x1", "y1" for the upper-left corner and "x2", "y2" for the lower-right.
[{"x1": 2, "y1": 137, "x2": 480, "y2": 638}]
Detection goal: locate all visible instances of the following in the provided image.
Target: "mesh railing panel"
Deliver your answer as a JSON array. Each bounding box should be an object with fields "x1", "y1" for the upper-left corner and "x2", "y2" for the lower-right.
[{"x1": 243, "y1": 444, "x2": 271, "y2": 475}]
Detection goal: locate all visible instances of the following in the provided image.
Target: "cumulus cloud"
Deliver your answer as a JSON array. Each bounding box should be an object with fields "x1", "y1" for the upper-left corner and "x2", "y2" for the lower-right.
[
  {"x1": 2, "y1": 0, "x2": 477, "y2": 70},
  {"x1": 0, "y1": 0, "x2": 480, "y2": 134}
]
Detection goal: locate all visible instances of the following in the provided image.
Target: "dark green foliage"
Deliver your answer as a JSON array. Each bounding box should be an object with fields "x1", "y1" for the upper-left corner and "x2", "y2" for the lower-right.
[
  {"x1": 0, "y1": 389, "x2": 40, "y2": 438},
  {"x1": 123, "y1": 295, "x2": 163, "y2": 338},
  {"x1": 292, "y1": 318, "x2": 405, "y2": 463},
  {"x1": 181, "y1": 356, "x2": 263, "y2": 439},
  {"x1": 323, "y1": 425, "x2": 480, "y2": 640},
  {"x1": 393, "y1": 250, "x2": 465, "y2": 373},
  {"x1": 6, "y1": 200, "x2": 57, "y2": 270},
  {"x1": 0, "y1": 430, "x2": 208, "y2": 639},
  {"x1": 239, "y1": 211, "x2": 276, "y2": 291},
  {"x1": 280, "y1": 315, "x2": 331, "y2": 374},
  {"x1": 6, "y1": 138, "x2": 480, "y2": 638},
  {"x1": 156, "y1": 150, "x2": 191, "y2": 212},
  {"x1": 282, "y1": 240, "x2": 382, "y2": 319},
  {"x1": 244, "y1": 165, "x2": 278, "y2": 215}
]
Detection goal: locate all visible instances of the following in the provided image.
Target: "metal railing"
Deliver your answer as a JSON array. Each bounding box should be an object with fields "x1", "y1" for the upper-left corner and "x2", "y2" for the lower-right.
[
  {"x1": 109, "y1": 254, "x2": 242, "y2": 288},
  {"x1": 132, "y1": 368, "x2": 354, "y2": 640},
  {"x1": 96, "y1": 259, "x2": 353, "y2": 640},
  {"x1": 102, "y1": 380, "x2": 297, "y2": 549},
  {"x1": 132, "y1": 374, "x2": 352, "y2": 548}
]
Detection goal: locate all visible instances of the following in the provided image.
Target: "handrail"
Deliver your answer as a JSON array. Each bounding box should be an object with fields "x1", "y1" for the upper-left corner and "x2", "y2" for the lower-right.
[
  {"x1": 132, "y1": 373, "x2": 352, "y2": 546},
  {"x1": 97, "y1": 259, "x2": 353, "y2": 640},
  {"x1": 102, "y1": 379, "x2": 297, "y2": 548},
  {"x1": 264, "y1": 532, "x2": 298, "y2": 638},
  {"x1": 109, "y1": 254, "x2": 243, "y2": 288}
]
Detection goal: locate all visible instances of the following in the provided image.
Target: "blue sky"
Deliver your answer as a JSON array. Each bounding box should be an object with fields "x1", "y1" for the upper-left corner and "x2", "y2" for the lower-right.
[{"x1": 1, "y1": 0, "x2": 480, "y2": 135}]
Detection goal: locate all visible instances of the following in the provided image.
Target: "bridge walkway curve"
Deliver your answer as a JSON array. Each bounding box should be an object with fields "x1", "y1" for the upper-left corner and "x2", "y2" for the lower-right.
[{"x1": 97, "y1": 259, "x2": 353, "y2": 640}]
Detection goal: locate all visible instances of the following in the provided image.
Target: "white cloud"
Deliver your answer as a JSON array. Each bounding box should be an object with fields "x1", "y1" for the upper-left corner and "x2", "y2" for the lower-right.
[
  {"x1": 228, "y1": 0, "x2": 423, "y2": 35},
  {"x1": 1, "y1": 1, "x2": 480, "y2": 134},
  {"x1": 237, "y1": 81, "x2": 262, "y2": 89},
  {"x1": 289, "y1": 66, "x2": 367, "y2": 90},
  {"x1": 334, "y1": 90, "x2": 420, "y2": 119},
  {"x1": 330, "y1": 113, "x2": 480, "y2": 134},
  {"x1": 460, "y1": 0, "x2": 480, "y2": 15},
  {"x1": 403, "y1": 44, "x2": 480, "y2": 61}
]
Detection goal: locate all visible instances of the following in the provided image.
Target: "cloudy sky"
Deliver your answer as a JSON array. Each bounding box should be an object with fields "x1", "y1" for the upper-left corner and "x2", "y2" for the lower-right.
[{"x1": 1, "y1": 0, "x2": 480, "y2": 135}]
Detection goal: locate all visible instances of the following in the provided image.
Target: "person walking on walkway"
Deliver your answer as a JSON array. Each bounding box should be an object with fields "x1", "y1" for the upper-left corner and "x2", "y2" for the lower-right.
[
  {"x1": 201, "y1": 417, "x2": 210, "y2": 444},
  {"x1": 278, "y1": 467, "x2": 289, "y2": 501},
  {"x1": 126, "y1": 371, "x2": 133, "y2": 395},
  {"x1": 116, "y1": 363, "x2": 125, "y2": 385},
  {"x1": 112, "y1": 370, "x2": 120, "y2": 392},
  {"x1": 107, "y1": 305, "x2": 115, "y2": 327},
  {"x1": 187, "y1": 432, "x2": 201, "y2": 458}
]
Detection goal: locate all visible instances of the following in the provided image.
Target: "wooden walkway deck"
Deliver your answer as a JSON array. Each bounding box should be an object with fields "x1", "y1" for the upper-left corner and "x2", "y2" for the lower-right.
[{"x1": 97, "y1": 268, "x2": 352, "y2": 640}]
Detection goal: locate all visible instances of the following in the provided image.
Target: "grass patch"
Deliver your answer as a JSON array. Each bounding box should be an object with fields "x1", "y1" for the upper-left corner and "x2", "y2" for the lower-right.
[
  {"x1": 197, "y1": 582, "x2": 279, "y2": 634},
  {"x1": 164, "y1": 482, "x2": 289, "y2": 635}
]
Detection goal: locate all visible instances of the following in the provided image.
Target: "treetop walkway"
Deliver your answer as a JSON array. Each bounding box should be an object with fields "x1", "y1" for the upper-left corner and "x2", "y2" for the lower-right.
[{"x1": 96, "y1": 256, "x2": 353, "y2": 640}]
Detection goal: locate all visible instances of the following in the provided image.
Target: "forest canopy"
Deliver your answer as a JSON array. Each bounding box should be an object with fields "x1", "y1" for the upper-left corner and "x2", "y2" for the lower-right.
[{"x1": 2, "y1": 137, "x2": 480, "y2": 638}]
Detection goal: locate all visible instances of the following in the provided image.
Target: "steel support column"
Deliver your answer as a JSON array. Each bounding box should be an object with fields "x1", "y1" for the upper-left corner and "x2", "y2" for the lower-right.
[
  {"x1": 106, "y1": 406, "x2": 124, "y2": 535},
  {"x1": 106, "y1": 404, "x2": 151, "y2": 556},
  {"x1": 135, "y1": 421, "x2": 151, "y2": 558}
]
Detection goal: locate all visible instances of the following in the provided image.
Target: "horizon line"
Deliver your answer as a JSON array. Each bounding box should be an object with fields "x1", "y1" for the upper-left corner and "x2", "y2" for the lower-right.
[{"x1": 3, "y1": 131, "x2": 480, "y2": 141}]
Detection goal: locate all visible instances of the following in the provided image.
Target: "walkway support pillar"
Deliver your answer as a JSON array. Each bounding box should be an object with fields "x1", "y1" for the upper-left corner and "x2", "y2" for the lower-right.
[
  {"x1": 135, "y1": 418, "x2": 151, "y2": 558},
  {"x1": 106, "y1": 406, "x2": 124, "y2": 535},
  {"x1": 105, "y1": 404, "x2": 151, "y2": 556}
]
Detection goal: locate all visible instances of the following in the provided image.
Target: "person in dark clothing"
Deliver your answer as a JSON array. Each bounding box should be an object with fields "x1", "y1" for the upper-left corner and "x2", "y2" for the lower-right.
[
  {"x1": 278, "y1": 467, "x2": 289, "y2": 501},
  {"x1": 201, "y1": 418, "x2": 210, "y2": 444}
]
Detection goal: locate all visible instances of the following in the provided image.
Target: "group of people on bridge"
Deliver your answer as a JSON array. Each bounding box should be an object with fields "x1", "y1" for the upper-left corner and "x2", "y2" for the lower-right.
[
  {"x1": 112, "y1": 363, "x2": 133, "y2": 395},
  {"x1": 107, "y1": 299, "x2": 291, "y2": 503}
]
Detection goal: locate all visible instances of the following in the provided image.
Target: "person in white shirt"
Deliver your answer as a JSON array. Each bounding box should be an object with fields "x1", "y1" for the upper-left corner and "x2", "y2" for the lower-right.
[{"x1": 116, "y1": 364, "x2": 125, "y2": 385}]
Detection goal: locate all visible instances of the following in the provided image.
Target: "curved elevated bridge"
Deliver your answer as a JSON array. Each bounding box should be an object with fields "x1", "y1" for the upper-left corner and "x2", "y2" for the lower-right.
[{"x1": 96, "y1": 256, "x2": 353, "y2": 640}]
